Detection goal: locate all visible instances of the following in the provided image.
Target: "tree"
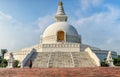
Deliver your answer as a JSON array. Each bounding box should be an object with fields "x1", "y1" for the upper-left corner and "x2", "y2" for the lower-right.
[
  {"x1": 1, "y1": 49, "x2": 7, "y2": 58},
  {"x1": 13, "y1": 60, "x2": 19, "y2": 68},
  {"x1": 0, "y1": 57, "x2": 8, "y2": 68},
  {"x1": 118, "y1": 55, "x2": 120, "y2": 58},
  {"x1": 113, "y1": 57, "x2": 120, "y2": 66}
]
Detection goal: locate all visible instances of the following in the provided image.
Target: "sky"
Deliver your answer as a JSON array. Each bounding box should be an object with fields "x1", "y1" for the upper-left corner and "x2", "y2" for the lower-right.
[{"x1": 0, "y1": 0, "x2": 120, "y2": 54}]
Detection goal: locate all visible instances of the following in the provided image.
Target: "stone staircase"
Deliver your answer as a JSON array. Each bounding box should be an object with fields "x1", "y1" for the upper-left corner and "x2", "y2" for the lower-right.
[
  {"x1": 32, "y1": 52, "x2": 50, "y2": 68},
  {"x1": 30, "y1": 52, "x2": 97, "y2": 68},
  {"x1": 48, "y1": 52, "x2": 74, "y2": 68},
  {"x1": 71, "y1": 52, "x2": 96, "y2": 67}
]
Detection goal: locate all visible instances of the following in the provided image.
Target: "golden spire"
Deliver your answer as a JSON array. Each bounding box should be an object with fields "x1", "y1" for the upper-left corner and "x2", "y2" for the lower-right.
[{"x1": 58, "y1": 0, "x2": 63, "y2": 6}]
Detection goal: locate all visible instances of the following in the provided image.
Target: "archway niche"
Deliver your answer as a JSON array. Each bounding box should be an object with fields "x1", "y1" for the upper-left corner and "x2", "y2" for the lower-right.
[{"x1": 57, "y1": 31, "x2": 65, "y2": 42}]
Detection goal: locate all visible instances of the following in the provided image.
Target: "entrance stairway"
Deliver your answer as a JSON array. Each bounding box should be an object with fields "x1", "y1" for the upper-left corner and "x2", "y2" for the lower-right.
[
  {"x1": 71, "y1": 52, "x2": 96, "y2": 67},
  {"x1": 32, "y1": 52, "x2": 50, "y2": 68},
  {"x1": 30, "y1": 52, "x2": 97, "y2": 68},
  {"x1": 48, "y1": 52, "x2": 74, "y2": 68}
]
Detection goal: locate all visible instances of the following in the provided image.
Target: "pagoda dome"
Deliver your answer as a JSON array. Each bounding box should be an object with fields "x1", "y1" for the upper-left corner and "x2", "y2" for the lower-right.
[
  {"x1": 41, "y1": 22, "x2": 81, "y2": 44},
  {"x1": 43, "y1": 22, "x2": 78, "y2": 37}
]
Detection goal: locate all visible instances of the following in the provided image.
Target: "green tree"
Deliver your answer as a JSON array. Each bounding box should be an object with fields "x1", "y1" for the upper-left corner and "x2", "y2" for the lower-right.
[
  {"x1": 13, "y1": 60, "x2": 19, "y2": 68},
  {"x1": 101, "y1": 61, "x2": 108, "y2": 66},
  {"x1": 0, "y1": 57, "x2": 8, "y2": 68},
  {"x1": 118, "y1": 55, "x2": 120, "y2": 58},
  {"x1": 113, "y1": 57, "x2": 120, "y2": 66},
  {"x1": 1, "y1": 49, "x2": 7, "y2": 58}
]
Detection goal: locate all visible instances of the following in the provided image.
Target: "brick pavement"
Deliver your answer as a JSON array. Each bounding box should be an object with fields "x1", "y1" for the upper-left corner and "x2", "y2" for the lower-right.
[{"x1": 0, "y1": 67, "x2": 120, "y2": 77}]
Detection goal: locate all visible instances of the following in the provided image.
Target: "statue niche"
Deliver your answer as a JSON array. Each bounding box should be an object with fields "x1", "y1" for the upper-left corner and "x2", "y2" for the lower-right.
[{"x1": 57, "y1": 31, "x2": 65, "y2": 42}]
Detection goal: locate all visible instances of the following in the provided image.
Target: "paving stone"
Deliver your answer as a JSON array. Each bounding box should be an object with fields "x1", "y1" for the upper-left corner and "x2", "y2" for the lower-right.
[{"x1": 0, "y1": 67, "x2": 120, "y2": 77}]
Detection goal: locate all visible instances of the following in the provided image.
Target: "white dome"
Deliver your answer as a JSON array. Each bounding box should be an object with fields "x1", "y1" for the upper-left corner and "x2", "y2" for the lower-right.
[
  {"x1": 43, "y1": 22, "x2": 78, "y2": 37},
  {"x1": 41, "y1": 22, "x2": 81, "y2": 44}
]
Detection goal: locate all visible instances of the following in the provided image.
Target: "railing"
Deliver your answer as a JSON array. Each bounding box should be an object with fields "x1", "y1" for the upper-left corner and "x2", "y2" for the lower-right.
[
  {"x1": 21, "y1": 49, "x2": 36, "y2": 68},
  {"x1": 42, "y1": 43, "x2": 80, "y2": 52},
  {"x1": 85, "y1": 47, "x2": 100, "y2": 66}
]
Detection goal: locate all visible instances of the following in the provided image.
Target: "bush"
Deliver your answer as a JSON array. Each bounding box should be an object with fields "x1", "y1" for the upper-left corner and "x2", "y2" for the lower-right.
[
  {"x1": 113, "y1": 58, "x2": 120, "y2": 66},
  {"x1": 101, "y1": 61, "x2": 108, "y2": 67},
  {"x1": 13, "y1": 60, "x2": 19, "y2": 68},
  {"x1": 0, "y1": 57, "x2": 8, "y2": 68}
]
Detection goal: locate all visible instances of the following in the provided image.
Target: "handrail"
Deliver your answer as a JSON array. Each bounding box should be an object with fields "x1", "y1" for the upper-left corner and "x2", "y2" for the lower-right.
[
  {"x1": 85, "y1": 47, "x2": 100, "y2": 66},
  {"x1": 21, "y1": 48, "x2": 36, "y2": 68}
]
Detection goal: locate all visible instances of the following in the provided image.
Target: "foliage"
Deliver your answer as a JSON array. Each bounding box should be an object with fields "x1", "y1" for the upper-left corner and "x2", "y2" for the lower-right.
[
  {"x1": 113, "y1": 56, "x2": 120, "y2": 66},
  {"x1": 0, "y1": 57, "x2": 8, "y2": 68},
  {"x1": 13, "y1": 60, "x2": 19, "y2": 68},
  {"x1": 118, "y1": 55, "x2": 120, "y2": 58},
  {"x1": 100, "y1": 58, "x2": 108, "y2": 67},
  {"x1": 0, "y1": 49, "x2": 8, "y2": 58},
  {"x1": 101, "y1": 61, "x2": 109, "y2": 67}
]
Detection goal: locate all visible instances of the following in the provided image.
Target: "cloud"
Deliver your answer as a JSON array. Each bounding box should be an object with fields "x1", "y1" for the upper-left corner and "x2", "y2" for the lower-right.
[
  {"x1": 0, "y1": 11, "x2": 12, "y2": 20},
  {"x1": 72, "y1": 5, "x2": 120, "y2": 53},
  {"x1": 80, "y1": 0, "x2": 103, "y2": 11},
  {"x1": 0, "y1": 12, "x2": 36, "y2": 51},
  {"x1": 38, "y1": 15, "x2": 53, "y2": 34},
  {"x1": 0, "y1": 11, "x2": 53, "y2": 51},
  {"x1": 75, "y1": 0, "x2": 105, "y2": 18}
]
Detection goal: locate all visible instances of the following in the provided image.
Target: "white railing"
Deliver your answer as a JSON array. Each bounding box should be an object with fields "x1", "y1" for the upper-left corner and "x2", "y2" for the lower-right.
[
  {"x1": 21, "y1": 49, "x2": 36, "y2": 68},
  {"x1": 42, "y1": 43, "x2": 80, "y2": 52},
  {"x1": 85, "y1": 47, "x2": 100, "y2": 66}
]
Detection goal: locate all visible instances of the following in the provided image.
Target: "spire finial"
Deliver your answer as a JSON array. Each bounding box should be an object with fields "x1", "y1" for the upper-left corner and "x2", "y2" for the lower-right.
[
  {"x1": 58, "y1": 0, "x2": 63, "y2": 6},
  {"x1": 54, "y1": 0, "x2": 68, "y2": 22},
  {"x1": 57, "y1": 0, "x2": 65, "y2": 15}
]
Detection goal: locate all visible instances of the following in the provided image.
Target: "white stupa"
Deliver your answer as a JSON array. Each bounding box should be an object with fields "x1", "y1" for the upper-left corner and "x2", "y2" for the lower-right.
[{"x1": 41, "y1": 1, "x2": 81, "y2": 44}]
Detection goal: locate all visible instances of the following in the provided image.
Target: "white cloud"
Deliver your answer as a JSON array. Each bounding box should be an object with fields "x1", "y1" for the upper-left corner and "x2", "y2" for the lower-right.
[
  {"x1": 0, "y1": 11, "x2": 53, "y2": 51},
  {"x1": 0, "y1": 12, "x2": 35, "y2": 51},
  {"x1": 72, "y1": 5, "x2": 120, "y2": 53},
  {"x1": 79, "y1": 0, "x2": 103, "y2": 11},
  {"x1": 106, "y1": 38, "x2": 113, "y2": 44},
  {"x1": 0, "y1": 11, "x2": 12, "y2": 20},
  {"x1": 38, "y1": 15, "x2": 53, "y2": 34}
]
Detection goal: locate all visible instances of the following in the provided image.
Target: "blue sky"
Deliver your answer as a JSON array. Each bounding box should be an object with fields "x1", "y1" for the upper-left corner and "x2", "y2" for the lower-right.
[{"x1": 0, "y1": 0, "x2": 120, "y2": 54}]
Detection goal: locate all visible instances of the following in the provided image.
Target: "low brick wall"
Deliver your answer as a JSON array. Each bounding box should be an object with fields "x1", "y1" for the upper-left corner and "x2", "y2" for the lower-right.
[{"x1": 0, "y1": 67, "x2": 120, "y2": 77}]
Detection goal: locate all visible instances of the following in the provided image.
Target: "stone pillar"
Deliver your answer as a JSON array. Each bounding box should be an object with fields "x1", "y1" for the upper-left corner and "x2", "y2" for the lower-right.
[{"x1": 7, "y1": 53, "x2": 14, "y2": 68}]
